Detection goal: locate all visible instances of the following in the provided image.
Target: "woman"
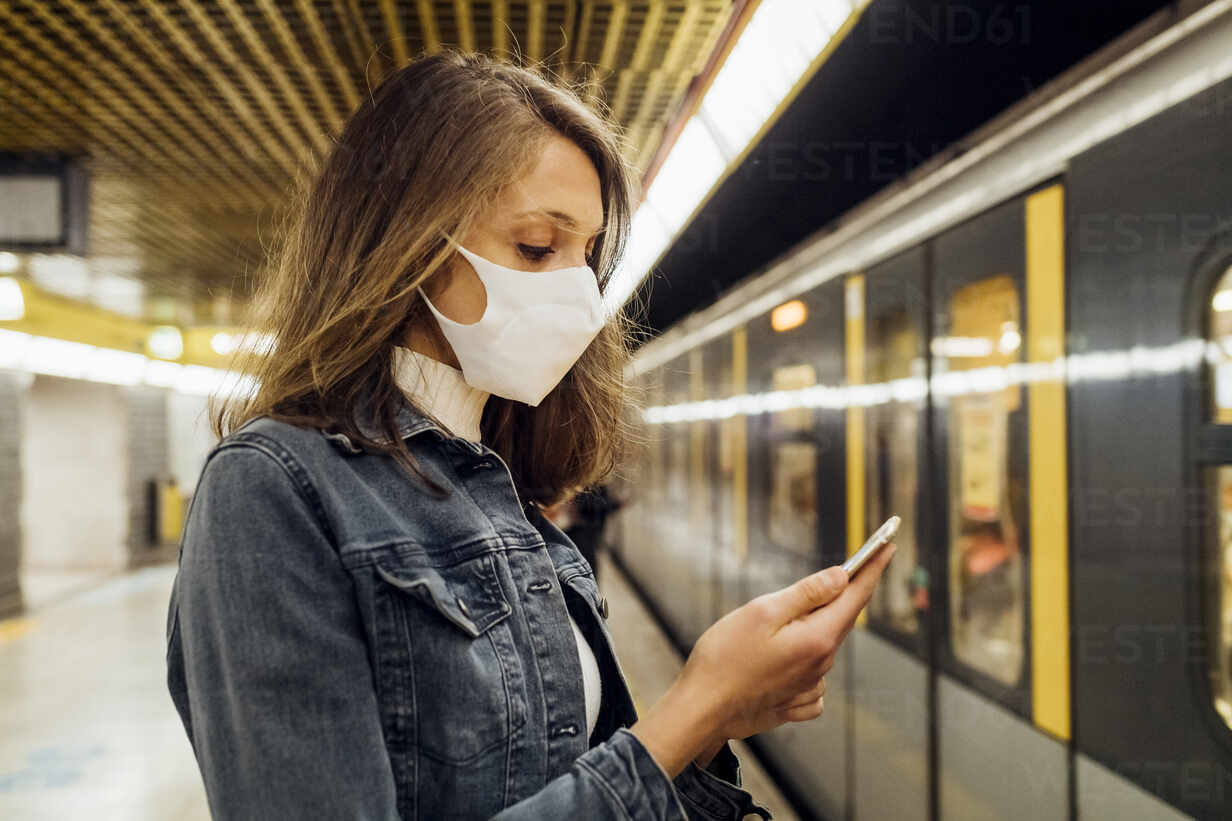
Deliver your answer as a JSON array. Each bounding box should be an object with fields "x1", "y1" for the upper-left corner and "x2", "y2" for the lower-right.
[{"x1": 165, "y1": 50, "x2": 895, "y2": 821}]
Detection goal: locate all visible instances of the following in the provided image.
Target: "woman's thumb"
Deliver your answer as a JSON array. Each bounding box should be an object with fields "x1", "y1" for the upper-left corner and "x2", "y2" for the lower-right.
[{"x1": 773, "y1": 566, "x2": 849, "y2": 622}]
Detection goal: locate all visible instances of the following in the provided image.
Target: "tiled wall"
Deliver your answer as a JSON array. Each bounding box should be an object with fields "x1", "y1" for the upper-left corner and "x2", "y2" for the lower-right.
[{"x1": 124, "y1": 386, "x2": 170, "y2": 565}]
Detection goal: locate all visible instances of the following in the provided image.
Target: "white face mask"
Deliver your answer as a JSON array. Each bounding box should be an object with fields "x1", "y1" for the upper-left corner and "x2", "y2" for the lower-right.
[{"x1": 419, "y1": 243, "x2": 606, "y2": 406}]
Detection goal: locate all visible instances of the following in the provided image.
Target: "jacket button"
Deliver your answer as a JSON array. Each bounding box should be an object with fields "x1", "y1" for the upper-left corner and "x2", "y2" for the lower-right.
[
  {"x1": 455, "y1": 596, "x2": 471, "y2": 617},
  {"x1": 599, "y1": 597, "x2": 609, "y2": 619}
]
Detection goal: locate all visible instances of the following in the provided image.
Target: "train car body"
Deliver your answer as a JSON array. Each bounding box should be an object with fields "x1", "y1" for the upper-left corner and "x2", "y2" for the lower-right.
[{"x1": 611, "y1": 5, "x2": 1232, "y2": 820}]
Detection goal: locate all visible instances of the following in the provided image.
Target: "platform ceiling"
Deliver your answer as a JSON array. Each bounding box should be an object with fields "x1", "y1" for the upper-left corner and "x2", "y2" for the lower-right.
[{"x1": 0, "y1": 0, "x2": 734, "y2": 324}]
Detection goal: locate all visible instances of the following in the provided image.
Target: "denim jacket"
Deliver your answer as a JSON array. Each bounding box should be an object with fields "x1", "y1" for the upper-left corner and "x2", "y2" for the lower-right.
[{"x1": 165, "y1": 397, "x2": 773, "y2": 821}]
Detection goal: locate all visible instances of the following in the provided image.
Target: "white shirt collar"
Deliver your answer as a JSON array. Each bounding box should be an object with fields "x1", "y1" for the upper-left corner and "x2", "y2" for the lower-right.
[{"x1": 391, "y1": 346, "x2": 490, "y2": 443}]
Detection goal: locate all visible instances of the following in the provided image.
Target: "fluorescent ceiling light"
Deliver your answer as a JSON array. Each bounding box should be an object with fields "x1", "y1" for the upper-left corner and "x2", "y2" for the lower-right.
[
  {"x1": 0, "y1": 276, "x2": 24, "y2": 320},
  {"x1": 211, "y1": 332, "x2": 238, "y2": 355},
  {"x1": 607, "y1": 0, "x2": 862, "y2": 310},
  {"x1": 29, "y1": 254, "x2": 90, "y2": 299},
  {"x1": 92, "y1": 274, "x2": 145, "y2": 318},
  {"x1": 0, "y1": 328, "x2": 256, "y2": 399},
  {"x1": 148, "y1": 325, "x2": 183, "y2": 360},
  {"x1": 644, "y1": 119, "x2": 727, "y2": 236},
  {"x1": 606, "y1": 206, "x2": 672, "y2": 314}
]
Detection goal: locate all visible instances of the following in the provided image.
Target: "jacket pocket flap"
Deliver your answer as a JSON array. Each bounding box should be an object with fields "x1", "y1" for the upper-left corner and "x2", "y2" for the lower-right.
[{"x1": 375, "y1": 555, "x2": 512, "y2": 638}]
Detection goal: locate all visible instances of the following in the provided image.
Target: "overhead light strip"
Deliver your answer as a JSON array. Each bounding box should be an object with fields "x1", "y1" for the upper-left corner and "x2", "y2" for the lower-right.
[
  {"x1": 0, "y1": 328, "x2": 256, "y2": 398},
  {"x1": 604, "y1": 0, "x2": 866, "y2": 312}
]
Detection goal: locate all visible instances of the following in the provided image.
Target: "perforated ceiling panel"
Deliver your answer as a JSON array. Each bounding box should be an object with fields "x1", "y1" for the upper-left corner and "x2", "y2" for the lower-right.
[{"x1": 0, "y1": 0, "x2": 732, "y2": 323}]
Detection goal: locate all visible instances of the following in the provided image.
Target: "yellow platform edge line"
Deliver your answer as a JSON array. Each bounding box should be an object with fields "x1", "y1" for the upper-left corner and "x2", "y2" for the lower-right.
[{"x1": 1026, "y1": 183, "x2": 1071, "y2": 742}]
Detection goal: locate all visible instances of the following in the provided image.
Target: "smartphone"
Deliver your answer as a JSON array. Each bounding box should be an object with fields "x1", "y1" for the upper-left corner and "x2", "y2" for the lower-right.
[{"x1": 842, "y1": 515, "x2": 901, "y2": 577}]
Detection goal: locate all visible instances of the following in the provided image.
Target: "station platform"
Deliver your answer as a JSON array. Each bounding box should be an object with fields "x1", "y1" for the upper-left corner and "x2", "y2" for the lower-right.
[{"x1": 0, "y1": 552, "x2": 799, "y2": 821}]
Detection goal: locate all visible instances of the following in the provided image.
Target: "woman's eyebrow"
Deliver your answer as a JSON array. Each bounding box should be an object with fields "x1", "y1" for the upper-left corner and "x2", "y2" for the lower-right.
[{"x1": 514, "y1": 208, "x2": 604, "y2": 238}]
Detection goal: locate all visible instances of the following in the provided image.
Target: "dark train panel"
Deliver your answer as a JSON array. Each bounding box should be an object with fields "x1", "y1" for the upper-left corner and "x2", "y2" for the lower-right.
[{"x1": 1067, "y1": 67, "x2": 1232, "y2": 820}]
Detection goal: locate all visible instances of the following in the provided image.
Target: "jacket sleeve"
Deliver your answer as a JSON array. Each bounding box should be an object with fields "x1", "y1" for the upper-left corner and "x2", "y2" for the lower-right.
[
  {"x1": 170, "y1": 441, "x2": 768, "y2": 821},
  {"x1": 483, "y1": 731, "x2": 771, "y2": 820},
  {"x1": 673, "y1": 742, "x2": 773, "y2": 820},
  {"x1": 170, "y1": 442, "x2": 401, "y2": 820}
]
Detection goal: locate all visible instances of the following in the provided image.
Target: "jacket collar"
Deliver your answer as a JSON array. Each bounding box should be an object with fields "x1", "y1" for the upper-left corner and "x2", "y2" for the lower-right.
[
  {"x1": 378, "y1": 396, "x2": 447, "y2": 443},
  {"x1": 322, "y1": 394, "x2": 451, "y2": 454}
]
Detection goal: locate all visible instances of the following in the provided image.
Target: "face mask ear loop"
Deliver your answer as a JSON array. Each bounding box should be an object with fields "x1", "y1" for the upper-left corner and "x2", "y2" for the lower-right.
[
  {"x1": 438, "y1": 226, "x2": 466, "y2": 259},
  {"x1": 417, "y1": 227, "x2": 465, "y2": 314}
]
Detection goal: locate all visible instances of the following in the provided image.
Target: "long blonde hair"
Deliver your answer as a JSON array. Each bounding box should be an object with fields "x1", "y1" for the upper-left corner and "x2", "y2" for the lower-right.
[{"x1": 213, "y1": 50, "x2": 641, "y2": 506}]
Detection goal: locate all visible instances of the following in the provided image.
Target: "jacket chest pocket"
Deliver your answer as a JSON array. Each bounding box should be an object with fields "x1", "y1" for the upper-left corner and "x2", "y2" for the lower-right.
[{"x1": 373, "y1": 552, "x2": 526, "y2": 765}]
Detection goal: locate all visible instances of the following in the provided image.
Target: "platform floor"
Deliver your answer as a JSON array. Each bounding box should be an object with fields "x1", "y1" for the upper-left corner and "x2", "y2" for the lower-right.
[{"x1": 0, "y1": 553, "x2": 798, "y2": 820}]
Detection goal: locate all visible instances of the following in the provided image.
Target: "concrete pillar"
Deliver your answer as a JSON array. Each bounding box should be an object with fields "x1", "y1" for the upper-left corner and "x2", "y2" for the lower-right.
[
  {"x1": 0, "y1": 371, "x2": 25, "y2": 618},
  {"x1": 21, "y1": 376, "x2": 129, "y2": 574}
]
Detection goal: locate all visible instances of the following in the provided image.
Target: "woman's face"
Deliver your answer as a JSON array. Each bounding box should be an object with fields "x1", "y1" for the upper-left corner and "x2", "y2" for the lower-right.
[{"x1": 412, "y1": 132, "x2": 604, "y2": 366}]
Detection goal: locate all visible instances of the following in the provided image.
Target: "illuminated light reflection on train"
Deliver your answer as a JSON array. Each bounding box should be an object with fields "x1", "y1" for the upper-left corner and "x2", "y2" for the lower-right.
[{"x1": 642, "y1": 338, "x2": 1210, "y2": 424}]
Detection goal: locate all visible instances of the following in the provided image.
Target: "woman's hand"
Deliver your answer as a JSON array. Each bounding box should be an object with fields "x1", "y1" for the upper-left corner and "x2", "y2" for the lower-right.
[{"x1": 630, "y1": 543, "x2": 896, "y2": 777}]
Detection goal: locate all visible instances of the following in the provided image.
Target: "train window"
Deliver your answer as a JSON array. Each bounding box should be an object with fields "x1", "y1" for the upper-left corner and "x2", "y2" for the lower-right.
[
  {"x1": 1209, "y1": 265, "x2": 1232, "y2": 423},
  {"x1": 865, "y1": 309, "x2": 924, "y2": 634},
  {"x1": 771, "y1": 363, "x2": 816, "y2": 434},
  {"x1": 1208, "y1": 265, "x2": 1232, "y2": 730},
  {"x1": 1211, "y1": 467, "x2": 1232, "y2": 730},
  {"x1": 942, "y1": 275, "x2": 1026, "y2": 686},
  {"x1": 768, "y1": 363, "x2": 818, "y2": 557}
]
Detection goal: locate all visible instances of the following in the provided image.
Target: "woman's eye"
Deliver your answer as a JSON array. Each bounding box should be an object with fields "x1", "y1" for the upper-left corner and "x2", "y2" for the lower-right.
[{"x1": 517, "y1": 243, "x2": 554, "y2": 261}]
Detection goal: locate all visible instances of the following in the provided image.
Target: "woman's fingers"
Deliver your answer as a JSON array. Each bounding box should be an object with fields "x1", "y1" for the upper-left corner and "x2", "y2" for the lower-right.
[
  {"x1": 772, "y1": 675, "x2": 827, "y2": 711},
  {"x1": 779, "y1": 694, "x2": 825, "y2": 722}
]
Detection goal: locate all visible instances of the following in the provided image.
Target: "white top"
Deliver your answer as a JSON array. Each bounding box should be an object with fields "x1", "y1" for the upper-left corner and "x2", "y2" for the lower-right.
[{"x1": 392, "y1": 346, "x2": 603, "y2": 740}]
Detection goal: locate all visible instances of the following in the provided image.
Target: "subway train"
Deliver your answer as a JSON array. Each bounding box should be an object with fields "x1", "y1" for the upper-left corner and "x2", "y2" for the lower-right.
[{"x1": 608, "y1": 5, "x2": 1232, "y2": 821}]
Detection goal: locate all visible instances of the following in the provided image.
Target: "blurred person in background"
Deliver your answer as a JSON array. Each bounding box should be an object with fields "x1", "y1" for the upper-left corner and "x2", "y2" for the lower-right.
[
  {"x1": 545, "y1": 485, "x2": 625, "y2": 585},
  {"x1": 165, "y1": 49, "x2": 895, "y2": 821}
]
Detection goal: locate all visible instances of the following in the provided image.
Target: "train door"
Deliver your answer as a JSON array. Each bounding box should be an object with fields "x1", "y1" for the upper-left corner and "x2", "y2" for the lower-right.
[
  {"x1": 847, "y1": 247, "x2": 932, "y2": 821},
  {"x1": 743, "y1": 280, "x2": 849, "y2": 821},
  {"x1": 929, "y1": 187, "x2": 1071, "y2": 821}
]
